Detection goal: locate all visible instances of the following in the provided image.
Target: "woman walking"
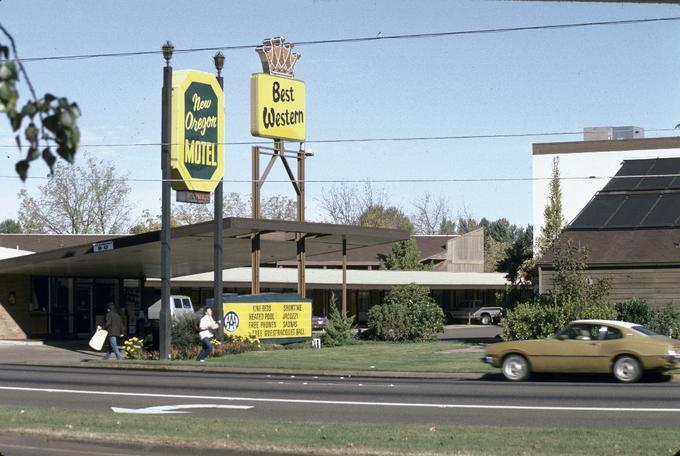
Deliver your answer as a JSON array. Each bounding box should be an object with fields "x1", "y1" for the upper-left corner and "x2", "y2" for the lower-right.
[{"x1": 197, "y1": 307, "x2": 219, "y2": 363}]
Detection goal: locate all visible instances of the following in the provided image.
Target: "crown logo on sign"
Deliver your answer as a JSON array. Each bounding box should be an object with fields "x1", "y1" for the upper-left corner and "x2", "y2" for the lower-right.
[{"x1": 256, "y1": 37, "x2": 300, "y2": 78}]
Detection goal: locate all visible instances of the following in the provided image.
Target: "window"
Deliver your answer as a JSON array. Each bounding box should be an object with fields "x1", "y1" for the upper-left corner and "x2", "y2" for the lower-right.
[
  {"x1": 31, "y1": 277, "x2": 49, "y2": 312},
  {"x1": 173, "y1": 298, "x2": 182, "y2": 309},
  {"x1": 597, "y1": 326, "x2": 623, "y2": 340},
  {"x1": 632, "y1": 325, "x2": 657, "y2": 336},
  {"x1": 182, "y1": 298, "x2": 192, "y2": 309}
]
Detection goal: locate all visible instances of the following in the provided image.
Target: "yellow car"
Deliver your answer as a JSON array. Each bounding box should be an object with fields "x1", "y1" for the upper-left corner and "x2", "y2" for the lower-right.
[{"x1": 482, "y1": 320, "x2": 680, "y2": 382}]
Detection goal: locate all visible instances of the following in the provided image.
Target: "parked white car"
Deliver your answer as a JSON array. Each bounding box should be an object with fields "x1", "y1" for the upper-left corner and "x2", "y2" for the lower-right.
[
  {"x1": 446, "y1": 305, "x2": 504, "y2": 325},
  {"x1": 147, "y1": 295, "x2": 195, "y2": 320}
]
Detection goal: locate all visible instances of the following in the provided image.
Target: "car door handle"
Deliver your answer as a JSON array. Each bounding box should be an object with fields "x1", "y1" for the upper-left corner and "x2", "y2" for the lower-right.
[{"x1": 589, "y1": 343, "x2": 599, "y2": 346}]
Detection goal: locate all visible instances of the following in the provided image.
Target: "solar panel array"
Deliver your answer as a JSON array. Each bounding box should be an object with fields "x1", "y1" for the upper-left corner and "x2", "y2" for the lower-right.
[{"x1": 569, "y1": 157, "x2": 680, "y2": 230}]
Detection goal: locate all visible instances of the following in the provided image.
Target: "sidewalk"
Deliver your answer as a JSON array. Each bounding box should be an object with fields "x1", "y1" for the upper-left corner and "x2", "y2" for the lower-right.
[{"x1": 0, "y1": 339, "x2": 101, "y2": 365}]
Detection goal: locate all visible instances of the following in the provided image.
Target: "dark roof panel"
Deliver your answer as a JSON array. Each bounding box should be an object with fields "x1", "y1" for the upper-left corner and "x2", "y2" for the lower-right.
[
  {"x1": 605, "y1": 194, "x2": 659, "y2": 228},
  {"x1": 637, "y1": 158, "x2": 680, "y2": 191},
  {"x1": 640, "y1": 193, "x2": 680, "y2": 228},
  {"x1": 569, "y1": 194, "x2": 625, "y2": 229},
  {"x1": 601, "y1": 160, "x2": 651, "y2": 192},
  {"x1": 570, "y1": 157, "x2": 680, "y2": 230}
]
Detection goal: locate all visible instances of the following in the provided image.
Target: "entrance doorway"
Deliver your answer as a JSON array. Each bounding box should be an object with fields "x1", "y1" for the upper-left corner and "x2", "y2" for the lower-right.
[{"x1": 74, "y1": 284, "x2": 93, "y2": 337}]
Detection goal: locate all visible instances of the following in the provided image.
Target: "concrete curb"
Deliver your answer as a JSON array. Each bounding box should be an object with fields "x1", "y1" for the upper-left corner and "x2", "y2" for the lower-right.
[{"x1": 0, "y1": 340, "x2": 44, "y2": 346}]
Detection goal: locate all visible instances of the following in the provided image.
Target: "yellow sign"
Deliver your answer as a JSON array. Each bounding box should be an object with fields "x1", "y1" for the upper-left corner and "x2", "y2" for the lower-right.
[
  {"x1": 222, "y1": 301, "x2": 312, "y2": 340},
  {"x1": 250, "y1": 73, "x2": 305, "y2": 141},
  {"x1": 171, "y1": 70, "x2": 224, "y2": 192}
]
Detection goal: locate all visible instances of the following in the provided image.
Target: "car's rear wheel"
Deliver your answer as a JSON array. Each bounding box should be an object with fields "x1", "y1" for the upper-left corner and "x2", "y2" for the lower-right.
[
  {"x1": 480, "y1": 313, "x2": 491, "y2": 325},
  {"x1": 502, "y1": 354, "x2": 530, "y2": 381},
  {"x1": 613, "y1": 356, "x2": 642, "y2": 383}
]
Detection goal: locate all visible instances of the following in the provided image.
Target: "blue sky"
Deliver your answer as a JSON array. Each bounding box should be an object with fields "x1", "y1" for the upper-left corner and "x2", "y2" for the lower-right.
[{"x1": 1, "y1": 0, "x2": 679, "y2": 229}]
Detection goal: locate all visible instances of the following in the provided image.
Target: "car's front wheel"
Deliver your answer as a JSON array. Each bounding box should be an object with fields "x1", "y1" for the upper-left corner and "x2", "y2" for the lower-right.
[
  {"x1": 502, "y1": 354, "x2": 530, "y2": 381},
  {"x1": 480, "y1": 313, "x2": 491, "y2": 325},
  {"x1": 613, "y1": 356, "x2": 642, "y2": 383}
]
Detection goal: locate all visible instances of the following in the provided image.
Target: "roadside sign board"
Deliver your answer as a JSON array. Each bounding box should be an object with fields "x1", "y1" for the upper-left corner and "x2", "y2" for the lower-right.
[
  {"x1": 171, "y1": 69, "x2": 224, "y2": 192},
  {"x1": 250, "y1": 73, "x2": 305, "y2": 142},
  {"x1": 222, "y1": 293, "x2": 311, "y2": 341}
]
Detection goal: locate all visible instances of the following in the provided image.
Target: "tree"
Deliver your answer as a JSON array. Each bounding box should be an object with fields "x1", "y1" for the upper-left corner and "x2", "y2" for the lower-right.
[
  {"x1": 0, "y1": 24, "x2": 80, "y2": 180},
  {"x1": 379, "y1": 237, "x2": 423, "y2": 271},
  {"x1": 358, "y1": 205, "x2": 413, "y2": 231},
  {"x1": 497, "y1": 225, "x2": 534, "y2": 284},
  {"x1": 0, "y1": 218, "x2": 21, "y2": 233},
  {"x1": 261, "y1": 194, "x2": 296, "y2": 220},
  {"x1": 129, "y1": 192, "x2": 293, "y2": 234},
  {"x1": 537, "y1": 156, "x2": 565, "y2": 257},
  {"x1": 551, "y1": 239, "x2": 610, "y2": 307},
  {"x1": 18, "y1": 156, "x2": 131, "y2": 234},
  {"x1": 319, "y1": 182, "x2": 387, "y2": 225},
  {"x1": 411, "y1": 192, "x2": 455, "y2": 235}
]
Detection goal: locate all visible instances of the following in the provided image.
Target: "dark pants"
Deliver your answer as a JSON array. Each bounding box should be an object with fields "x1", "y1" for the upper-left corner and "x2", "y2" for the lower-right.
[{"x1": 197, "y1": 337, "x2": 212, "y2": 361}]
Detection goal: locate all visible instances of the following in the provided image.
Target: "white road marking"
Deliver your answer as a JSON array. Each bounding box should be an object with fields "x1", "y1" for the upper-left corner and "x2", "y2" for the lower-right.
[
  {"x1": 112, "y1": 404, "x2": 253, "y2": 414},
  {"x1": 1, "y1": 385, "x2": 680, "y2": 413},
  {"x1": 268, "y1": 381, "x2": 390, "y2": 388}
]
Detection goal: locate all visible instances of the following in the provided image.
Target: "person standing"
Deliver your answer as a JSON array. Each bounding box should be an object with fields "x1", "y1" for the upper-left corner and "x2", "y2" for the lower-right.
[
  {"x1": 197, "y1": 307, "x2": 219, "y2": 363},
  {"x1": 98, "y1": 303, "x2": 124, "y2": 360}
]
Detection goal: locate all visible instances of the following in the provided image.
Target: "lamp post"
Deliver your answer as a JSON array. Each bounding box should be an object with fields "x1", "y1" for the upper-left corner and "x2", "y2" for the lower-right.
[
  {"x1": 213, "y1": 51, "x2": 225, "y2": 338},
  {"x1": 160, "y1": 40, "x2": 173, "y2": 360}
]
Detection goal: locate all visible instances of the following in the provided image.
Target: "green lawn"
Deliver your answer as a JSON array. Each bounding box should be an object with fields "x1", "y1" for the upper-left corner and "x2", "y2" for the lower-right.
[
  {"x1": 123, "y1": 340, "x2": 497, "y2": 373},
  {"x1": 1, "y1": 405, "x2": 678, "y2": 455}
]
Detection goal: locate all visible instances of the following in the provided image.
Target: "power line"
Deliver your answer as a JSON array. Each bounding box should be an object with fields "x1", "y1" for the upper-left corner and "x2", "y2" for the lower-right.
[
  {"x1": 2, "y1": 174, "x2": 678, "y2": 184},
  {"x1": 20, "y1": 16, "x2": 680, "y2": 63},
  {"x1": 1, "y1": 129, "x2": 678, "y2": 149}
]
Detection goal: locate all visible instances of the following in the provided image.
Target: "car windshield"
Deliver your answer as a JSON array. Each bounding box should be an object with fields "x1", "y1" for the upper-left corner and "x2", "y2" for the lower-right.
[{"x1": 631, "y1": 325, "x2": 658, "y2": 336}]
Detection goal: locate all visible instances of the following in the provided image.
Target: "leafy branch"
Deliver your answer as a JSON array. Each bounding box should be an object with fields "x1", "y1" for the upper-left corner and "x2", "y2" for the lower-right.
[{"x1": 0, "y1": 23, "x2": 80, "y2": 181}]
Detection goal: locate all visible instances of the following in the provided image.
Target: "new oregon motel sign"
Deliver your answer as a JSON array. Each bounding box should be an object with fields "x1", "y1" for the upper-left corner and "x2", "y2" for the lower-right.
[{"x1": 171, "y1": 70, "x2": 224, "y2": 192}]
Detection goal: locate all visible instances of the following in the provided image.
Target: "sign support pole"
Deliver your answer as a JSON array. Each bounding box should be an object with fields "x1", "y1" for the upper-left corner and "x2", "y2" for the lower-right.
[
  {"x1": 251, "y1": 146, "x2": 261, "y2": 295},
  {"x1": 160, "y1": 42, "x2": 174, "y2": 360},
  {"x1": 296, "y1": 142, "x2": 306, "y2": 298},
  {"x1": 213, "y1": 53, "x2": 225, "y2": 337},
  {"x1": 342, "y1": 237, "x2": 347, "y2": 315}
]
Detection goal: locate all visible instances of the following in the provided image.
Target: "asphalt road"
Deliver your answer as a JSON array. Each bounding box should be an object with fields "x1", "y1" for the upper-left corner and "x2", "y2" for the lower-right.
[{"x1": 0, "y1": 365, "x2": 679, "y2": 431}]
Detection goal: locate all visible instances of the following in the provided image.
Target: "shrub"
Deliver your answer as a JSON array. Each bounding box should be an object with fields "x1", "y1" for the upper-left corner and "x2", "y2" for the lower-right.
[
  {"x1": 170, "y1": 314, "x2": 200, "y2": 359},
  {"x1": 501, "y1": 299, "x2": 615, "y2": 341},
  {"x1": 501, "y1": 302, "x2": 568, "y2": 340},
  {"x1": 212, "y1": 334, "x2": 261, "y2": 356},
  {"x1": 648, "y1": 305, "x2": 680, "y2": 338},
  {"x1": 367, "y1": 283, "x2": 444, "y2": 342},
  {"x1": 323, "y1": 294, "x2": 353, "y2": 347},
  {"x1": 615, "y1": 298, "x2": 651, "y2": 325}
]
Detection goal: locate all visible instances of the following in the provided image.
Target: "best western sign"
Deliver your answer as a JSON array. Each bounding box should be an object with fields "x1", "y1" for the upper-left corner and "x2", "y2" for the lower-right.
[
  {"x1": 171, "y1": 70, "x2": 224, "y2": 192},
  {"x1": 250, "y1": 73, "x2": 305, "y2": 142}
]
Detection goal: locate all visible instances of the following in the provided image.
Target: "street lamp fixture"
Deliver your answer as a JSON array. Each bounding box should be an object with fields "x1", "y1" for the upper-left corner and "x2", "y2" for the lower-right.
[
  {"x1": 162, "y1": 41, "x2": 174, "y2": 66},
  {"x1": 213, "y1": 52, "x2": 225, "y2": 77}
]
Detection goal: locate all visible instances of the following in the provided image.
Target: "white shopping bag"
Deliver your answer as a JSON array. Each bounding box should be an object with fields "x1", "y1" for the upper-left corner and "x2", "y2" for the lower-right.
[{"x1": 89, "y1": 329, "x2": 108, "y2": 351}]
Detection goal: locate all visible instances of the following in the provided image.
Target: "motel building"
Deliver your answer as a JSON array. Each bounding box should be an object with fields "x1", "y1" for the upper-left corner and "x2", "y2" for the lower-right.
[{"x1": 0, "y1": 220, "x2": 507, "y2": 340}]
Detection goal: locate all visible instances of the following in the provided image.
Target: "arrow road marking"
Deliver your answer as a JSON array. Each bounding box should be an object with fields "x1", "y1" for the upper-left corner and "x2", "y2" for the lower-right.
[
  {"x1": 112, "y1": 404, "x2": 253, "y2": 414},
  {"x1": 2, "y1": 385, "x2": 680, "y2": 413}
]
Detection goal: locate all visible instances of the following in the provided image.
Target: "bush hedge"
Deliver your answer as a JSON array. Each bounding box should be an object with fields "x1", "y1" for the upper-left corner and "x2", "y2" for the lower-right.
[
  {"x1": 501, "y1": 299, "x2": 615, "y2": 341},
  {"x1": 367, "y1": 283, "x2": 444, "y2": 342},
  {"x1": 614, "y1": 297, "x2": 652, "y2": 326}
]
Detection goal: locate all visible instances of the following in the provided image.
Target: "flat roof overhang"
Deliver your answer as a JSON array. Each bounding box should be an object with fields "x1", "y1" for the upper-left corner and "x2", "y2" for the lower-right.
[
  {"x1": 532, "y1": 136, "x2": 680, "y2": 156},
  {"x1": 0, "y1": 217, "x2": 408, "y2": 278}
]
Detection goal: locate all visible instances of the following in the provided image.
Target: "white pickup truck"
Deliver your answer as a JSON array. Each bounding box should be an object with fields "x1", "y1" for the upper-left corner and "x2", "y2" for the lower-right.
[{"x1": 445, "y1": 305, "x2": 504, "y2": 325}]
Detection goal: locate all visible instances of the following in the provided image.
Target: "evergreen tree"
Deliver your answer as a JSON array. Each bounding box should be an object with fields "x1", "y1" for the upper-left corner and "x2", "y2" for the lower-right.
[
  {"x1": 538, "y1": 157, "x2": 565, "y2": 256},
  {"x1": 379, "y1": 237, "x2": 423, "y2": 271}
]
